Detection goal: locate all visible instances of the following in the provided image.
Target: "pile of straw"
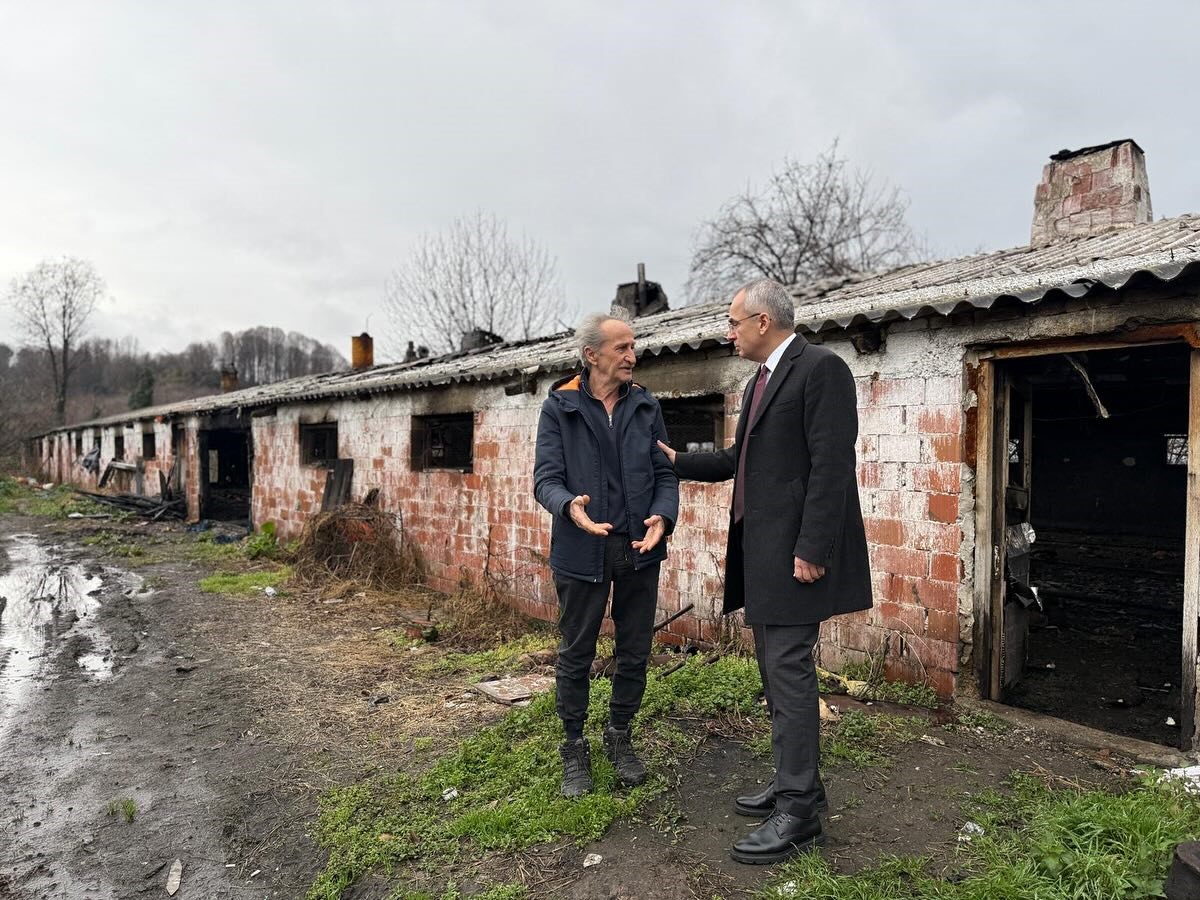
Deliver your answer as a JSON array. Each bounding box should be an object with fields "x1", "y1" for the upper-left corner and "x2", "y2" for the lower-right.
[{"x1": 290, "y1": 503, "x2": 425, "y2": 590}]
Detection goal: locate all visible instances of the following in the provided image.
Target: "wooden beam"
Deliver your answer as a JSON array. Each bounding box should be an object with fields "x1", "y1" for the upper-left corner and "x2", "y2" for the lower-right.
[
  {"x1": 1182, "y1": 349, "x2": 1200, "y2": 750},
  {"x1": 972, "y1": 360, "x2": 997, "y2": 698},
  {"x1": 979, "y1": 323, "x2": 1200, "y2": 360}
]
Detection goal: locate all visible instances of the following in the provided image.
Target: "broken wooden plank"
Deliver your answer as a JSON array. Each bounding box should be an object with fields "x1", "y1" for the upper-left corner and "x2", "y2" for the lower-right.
[{"x1": 321, "y1": 459, "x2": 354, "y2": 513}]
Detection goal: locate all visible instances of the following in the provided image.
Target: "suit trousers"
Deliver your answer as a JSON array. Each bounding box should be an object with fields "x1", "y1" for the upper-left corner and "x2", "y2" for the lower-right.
[
  {"x1": 554, "y1": 533, "x2": 660, "y2": 738},
  {"x1": 752, "y1": 621, "x2": 826, "y2": 819}
]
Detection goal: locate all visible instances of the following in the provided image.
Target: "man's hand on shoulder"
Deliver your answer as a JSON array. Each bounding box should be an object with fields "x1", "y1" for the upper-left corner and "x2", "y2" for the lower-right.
[
  {"x1": 569, "y1": 495, "x2": 613, "y2": 536},
  {"x1": 794, "y1": 557, "x2": 826, "y2": 583},
  {"x1": 632, "y1": 515, "x2": 665, "y2": 554},
  {"x1": 655, "y1": 440, "x2": 676, "y2": 466}
]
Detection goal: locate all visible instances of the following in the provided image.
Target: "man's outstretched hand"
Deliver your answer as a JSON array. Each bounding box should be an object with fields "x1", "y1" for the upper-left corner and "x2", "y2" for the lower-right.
[
  {"x1": 632, "y1": 515, "x2": 665, "y2": 554},
  {"x1": 568, "y1": 495, "x2": 613, "y2": 536},
  {"x1": 655, "y1": 440, "x2": 676, "y2": 465}
]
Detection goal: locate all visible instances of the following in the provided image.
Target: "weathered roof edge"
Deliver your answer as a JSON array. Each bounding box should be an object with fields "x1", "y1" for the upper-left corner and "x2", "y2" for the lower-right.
[{"x1": 33, "y1": 227, "x2": 1200, "y2": 439}]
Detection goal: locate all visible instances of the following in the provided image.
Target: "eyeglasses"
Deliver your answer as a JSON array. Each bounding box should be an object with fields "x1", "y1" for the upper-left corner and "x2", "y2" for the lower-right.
[{"x1": 726, "y1": 312, "x2": 763, "y2": 332}]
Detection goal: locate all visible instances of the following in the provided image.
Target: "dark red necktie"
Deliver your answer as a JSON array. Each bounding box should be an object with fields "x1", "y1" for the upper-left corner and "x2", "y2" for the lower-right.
[{"x1": 733, "y1": 365, "x2": 769, "y2": 523}]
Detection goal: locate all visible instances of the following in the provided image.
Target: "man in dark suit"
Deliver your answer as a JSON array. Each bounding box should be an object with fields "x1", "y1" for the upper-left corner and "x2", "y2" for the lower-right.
[{"x1": 657, "y1": 278, "x2": 872, "y2": 864}]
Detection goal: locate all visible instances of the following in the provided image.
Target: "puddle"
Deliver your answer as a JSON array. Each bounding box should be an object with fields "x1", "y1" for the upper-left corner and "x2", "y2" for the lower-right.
[{"x1": 0, "y1": 534, "x2": 136, "y2": 740}]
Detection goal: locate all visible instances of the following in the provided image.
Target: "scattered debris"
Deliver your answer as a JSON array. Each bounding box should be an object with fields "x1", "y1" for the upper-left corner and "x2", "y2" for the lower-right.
[
  {"x1": 473, "y1": 674, "x2": 555, "y2": 705},
  {"x1": 958, "y1": 821, "x2": 985, "y2": 843},
  {"x1": 166, "y1": 859, "x2": 183, "y2": 895},
  {"x1": 73, "y1": 489, "x2": 185, "y2": 520},
  {"x1": 1161, "y1": 766, "x2": 1200, "y2": 793},
  {"x1": 819, "y1": 697, "x2": 840, "y2": 723},
  {"x1": 583, "y1": 853, "x2": 603, "y2": 868},
  {"x1": 442, "y1": 788, "x2": 458, "y2": 802},
  {"x1": 263, "y1": 587, "x2": 278, "y2": 598},
  {"x1": 919, "y1": 734, "x2": 946, "y2": 747},
  {"x1": 652, "y1": 602, "x2": 694, "y2": 633}
]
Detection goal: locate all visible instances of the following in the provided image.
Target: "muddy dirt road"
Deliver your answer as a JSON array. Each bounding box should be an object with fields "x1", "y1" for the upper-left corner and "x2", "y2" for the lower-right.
[
  {"x1": 0, "y1": 513, "x2": 1175, "y2": 900},
  {"x1": 0, "y1": 518, "x2": 318, "y2": 899}
]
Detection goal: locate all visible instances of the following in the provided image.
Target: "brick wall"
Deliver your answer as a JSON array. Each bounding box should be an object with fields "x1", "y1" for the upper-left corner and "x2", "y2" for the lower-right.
[{"x1": 243, "y1": 342, "x2": 969, "y2": 695}]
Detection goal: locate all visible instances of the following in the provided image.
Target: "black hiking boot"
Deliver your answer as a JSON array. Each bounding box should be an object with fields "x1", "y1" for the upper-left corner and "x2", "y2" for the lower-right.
[
  {"x1": 559, "y1": 738, "x2": 593, "y2": 798},
  {"x1": 603, "y1": 725, "x2": 647, "y2": 787}
]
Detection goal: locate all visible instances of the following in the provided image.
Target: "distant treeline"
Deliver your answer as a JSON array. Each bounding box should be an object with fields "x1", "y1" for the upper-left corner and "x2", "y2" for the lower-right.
[{"x1": 0, "y1": 326, "x2": 346, "y2": 462}]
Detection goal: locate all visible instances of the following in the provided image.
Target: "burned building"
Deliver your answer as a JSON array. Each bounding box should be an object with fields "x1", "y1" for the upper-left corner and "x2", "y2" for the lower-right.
[{"x1": 28, "y1": 140, "x2": 1200, "y2": 751}]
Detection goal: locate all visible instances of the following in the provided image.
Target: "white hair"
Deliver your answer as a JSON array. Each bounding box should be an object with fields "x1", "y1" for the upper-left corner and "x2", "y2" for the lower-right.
[{"x1": 575, "y1": 310, "x2": 632, "y2": 366}]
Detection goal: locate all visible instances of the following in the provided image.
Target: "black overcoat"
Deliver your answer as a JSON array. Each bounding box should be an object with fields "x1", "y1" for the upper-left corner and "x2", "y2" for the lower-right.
[{"x1": 674, "y1": 336, "x2": 872, "y2": 626}]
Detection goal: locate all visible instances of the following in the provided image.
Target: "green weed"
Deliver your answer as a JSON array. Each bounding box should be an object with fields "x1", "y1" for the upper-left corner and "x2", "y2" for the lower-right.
[
  {"x1": 81, "y1": 531, "x2": 146, "y2": 558},
  {"x1": 840, "y1": 660, "x2": 939, "y2": 709},
  {"x1": 106, "y1": 797, "x2": 137, "y2": 823},
  {"x1": 0, "y1": 477, "x2": 109, "y2": 518},
  {"x1": 953, "y1": 708, "x2": 1012, "y2": 734},
  {"x1": 307, "y1": 654, "x2": 765, "y2": 899},
  {"x1": 760, "y1": 771, "x2": 1200, "y2": 900},
  {"x1": 417, "y1": 631, "x2": 561, "y2": 678},
  {"x1": 198, "y1": 566, "x2": 290, "y2": 596},
  {"x1": 821, "y1": 710, "x2": 926, "y2": 769}
]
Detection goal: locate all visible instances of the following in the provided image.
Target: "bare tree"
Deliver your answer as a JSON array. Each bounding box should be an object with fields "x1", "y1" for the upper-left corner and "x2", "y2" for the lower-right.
[
  {"x1": 686, "y1": 142, "x2": 926, "y2": 304},
  {"x1": 7, "y1": 257, "x2": 105, "y2": 424},
  {"x1": 383, "y1": 211, "x2": 567, "y2": 357}
]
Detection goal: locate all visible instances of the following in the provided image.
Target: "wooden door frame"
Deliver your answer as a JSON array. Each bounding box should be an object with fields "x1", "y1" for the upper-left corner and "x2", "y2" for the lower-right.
[{"x1": 971, "y1": 327, "x2": 1200, "y2": 749}]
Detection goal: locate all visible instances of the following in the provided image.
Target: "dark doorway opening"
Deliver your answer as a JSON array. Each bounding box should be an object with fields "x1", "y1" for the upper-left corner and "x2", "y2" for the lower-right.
[
  {"x1": 995, "y1": 344, "x2": 1190, "y2": 746},
  {"x1": 201, "y1": 428, "x2": 252, "y2": 522}
]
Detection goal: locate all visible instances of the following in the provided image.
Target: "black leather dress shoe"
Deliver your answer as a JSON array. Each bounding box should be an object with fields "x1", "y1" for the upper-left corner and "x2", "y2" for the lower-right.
[
  {"x1": 734, "y1": 781, "x2": 829, "y2": 818},
  {"x1": 730, "y1": 811, "x2": 825, "y2": 864}
]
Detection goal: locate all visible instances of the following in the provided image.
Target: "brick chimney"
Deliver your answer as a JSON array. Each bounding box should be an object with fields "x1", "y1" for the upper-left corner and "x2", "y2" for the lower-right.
[
  {"x1": 1032, "y1": 139, "x2": 1152, "y2": 245},
  {"x1": 220, "y1": 365, "x2": 239, "y2": 393},
  {"x1": 351, "y1": 332, "x2": 374, "y2": 370}
]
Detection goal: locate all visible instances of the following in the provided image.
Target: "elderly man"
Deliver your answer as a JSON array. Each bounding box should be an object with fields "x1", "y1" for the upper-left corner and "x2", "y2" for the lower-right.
[
  {"x1": 658, "y1": 279, "x2": 872, "y2": 864},
  {"x1": 534, "y1": 312, "x2": 679, "y2": 798}
]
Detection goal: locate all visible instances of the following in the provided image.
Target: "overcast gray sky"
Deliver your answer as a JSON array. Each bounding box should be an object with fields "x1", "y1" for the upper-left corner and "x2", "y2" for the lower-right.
[{"x1": 2, "y1": 1, "x2": 1197, "y2": 360}]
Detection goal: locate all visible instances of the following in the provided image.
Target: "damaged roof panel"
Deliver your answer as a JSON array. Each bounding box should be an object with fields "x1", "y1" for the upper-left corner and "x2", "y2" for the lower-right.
[{"x1": 41, "y1": 214, "x2": 1200, "y2": 435}]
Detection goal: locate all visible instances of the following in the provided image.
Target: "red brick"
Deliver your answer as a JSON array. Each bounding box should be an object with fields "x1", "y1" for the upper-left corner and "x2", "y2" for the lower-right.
[
  {"x1": 864, "y1": 517, "x2": 905, "y2": 547},
  {"x1": 930, "y1": 552, "x2": 960, "y2": 582},
  {"x1": 876, "y1": 600, "x2": 926, "y2": 635},
  {"x1": 912, "y1": 464, "x2": 961, "y2": 494},
  {"x1": 930, "y1": 434, "x2": 962, "y2": 463},
  {"x1": 872, "y1": 545, "x2": 929, "y2": 578},
  {"x1": 927, "y1": 667, "x2": 955, "y2": 699},
  {"x1": 858, "y1": 462, "x2": 882, "y2": 488},
  {"x1": 926, "y1": 608, "x2": 959, "y2": 643},
  {"x1": 890, "y1": 575, "x2": 957, "y2": 612},
  {"x1": 927, "y1": 493, "x2": 958, "y2": 523},
  {"x1": 915, "y1": 406, "x2": 961, "y2": 435}
]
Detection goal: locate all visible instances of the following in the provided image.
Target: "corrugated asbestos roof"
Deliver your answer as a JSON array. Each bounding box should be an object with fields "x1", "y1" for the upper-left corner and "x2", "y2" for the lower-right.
[{"x1": 42, "y1": 214, "x2": 1200, "y2": 435}]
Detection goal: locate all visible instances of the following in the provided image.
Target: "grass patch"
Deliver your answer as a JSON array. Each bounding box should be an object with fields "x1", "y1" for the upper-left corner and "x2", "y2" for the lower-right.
[
  {"x1": 760, "y1": 771, "x2": 1200, "y2": 899},
  {"x1": 417, "y1": 631, "x2": 560, "y2": 678},
  {"x1": 840, "y1": 660, "x2": 939, "y2": 709},
  {"x1": 186, "y1": 522, "x2": 280, "y2": 564},
  {"x1": 198, "y1": 566, "x2": 290, "y2": 596},
  {"x1": 81, "y1": 531, "x2": 146, "y2": 558},
  {"x1": 0, "y1": 477, "x2": 110, "y2": 518},
  {"x1": 952, "y1": 708, "x2": 1012, "y2": 734},
  {"x1": 308, "y1": 654, "x2": 766, "y2": 899},
  {"x1": 105, "y1": 797, "x2": 137, "y2": 823},
  {"x1": 821, "y1": 710, "x2": 926, "y2": 769}
]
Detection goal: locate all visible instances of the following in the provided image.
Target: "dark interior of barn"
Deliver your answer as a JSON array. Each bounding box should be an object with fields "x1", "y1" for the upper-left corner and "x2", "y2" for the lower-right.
[
  {"x1": 1000, "y1": 344, "x2": 1190, "y2": 746},
  {"x1": 203, "y1": 429, "x2": 251, "y2": 522}
]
